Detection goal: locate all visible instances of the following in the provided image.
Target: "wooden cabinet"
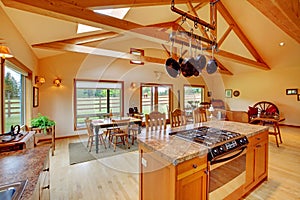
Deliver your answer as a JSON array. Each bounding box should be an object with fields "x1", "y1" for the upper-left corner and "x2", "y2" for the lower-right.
[
  {"x1": 244, "y1": 130, "x2": 268, "y2": 194},
  {"x1": 32, "y1": 150, "x2": 50, "y2": 200},
  {"x1": 139, "y1": 144, "x2": 207, "y2": 200}
]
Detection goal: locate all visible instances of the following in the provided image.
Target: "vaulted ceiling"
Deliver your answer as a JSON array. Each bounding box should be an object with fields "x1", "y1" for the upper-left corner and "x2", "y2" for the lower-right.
[{"x1": 1, "y1": 0, "x2": 299, "y2": 75}]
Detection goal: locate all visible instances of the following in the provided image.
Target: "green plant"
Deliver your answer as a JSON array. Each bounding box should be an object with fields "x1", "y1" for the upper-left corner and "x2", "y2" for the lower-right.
[{"x1": 31, "y1": 113, "x2": 55, "y2": 131}]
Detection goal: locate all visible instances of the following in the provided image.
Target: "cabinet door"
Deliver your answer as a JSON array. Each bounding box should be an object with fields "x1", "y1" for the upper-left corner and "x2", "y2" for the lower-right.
[
  {"x1": 244, "y1": 146, "x2": 255, "y2": 191},
  {"x1": 139, "y1": 147, "x2": 175, "y2": 200},
  {"x1": 177, "y1": 169, "x2": 207, "y2": 200},
  {"x1": 254, "y1": 140, "x2": 268, "y2": 181}
]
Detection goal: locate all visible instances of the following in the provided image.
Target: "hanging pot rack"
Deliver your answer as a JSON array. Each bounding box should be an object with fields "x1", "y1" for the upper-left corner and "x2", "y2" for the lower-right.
[{"x1": 165, "y1": 0, "x2": 220, "y2": 77}]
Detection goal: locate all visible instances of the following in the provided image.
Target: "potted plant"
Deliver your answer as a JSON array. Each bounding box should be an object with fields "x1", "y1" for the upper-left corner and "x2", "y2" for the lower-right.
[{"x1": 31, "y1": 113, "x2": 55, "y2": 133}]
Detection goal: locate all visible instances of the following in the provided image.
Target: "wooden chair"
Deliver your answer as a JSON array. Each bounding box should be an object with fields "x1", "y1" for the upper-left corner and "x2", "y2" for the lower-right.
[
  {"x1": 193, "y1": 107, "x2": 207, "y2": 123},
  {"x1": 170, "y1": 108, "x2": 187, "y2": 127},
  {"x1": 85, "y1": 118, "x2": 106, "y2": 152},
  {"x1": 145, "y1": 111, "x2": 166, "y2": 131},
  {"x1": 108, "y1": 119, "x2": 130, "y2": 151}
]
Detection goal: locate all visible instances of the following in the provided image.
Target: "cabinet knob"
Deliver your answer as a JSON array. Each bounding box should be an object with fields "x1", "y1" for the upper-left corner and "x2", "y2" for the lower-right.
[
  {"x1": 256, "y1": 137, "x2": 261, "y2": 140},
  {"x1": 192, "y1": 164, "x2": 198, "y2": 169},
  {"x1": 43, "y1": 168, "x2": 49, "y2": 172},
  {"x1": 42, "y1": 185, "x2": 50, "y2": 190},
  {"x1": 256, "y1": 144, "x2": 262, "y2": 148}
]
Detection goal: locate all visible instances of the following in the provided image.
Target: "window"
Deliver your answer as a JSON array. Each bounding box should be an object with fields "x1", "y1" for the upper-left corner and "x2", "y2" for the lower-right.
[
  {"x1": 3, "y1": 62, "x2": 26, "y2": 132},
  {"x1": 183, "y1": 85, "x2": 204, "y2": 118},
  {"x1": 141, "y1": 84, "x2": 172, "y2": 120},
  {"x1": 74, "y1": 79, "x2": 124, "y2": 130}
]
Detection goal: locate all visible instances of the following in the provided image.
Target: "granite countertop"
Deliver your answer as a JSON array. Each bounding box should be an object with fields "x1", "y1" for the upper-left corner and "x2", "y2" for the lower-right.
[
  {"x1": 0, "y1": 145, "x2": 50, "y2": 200},
  {"x1": 137, "y1": 121, "x2": 268, "y2": 166}
]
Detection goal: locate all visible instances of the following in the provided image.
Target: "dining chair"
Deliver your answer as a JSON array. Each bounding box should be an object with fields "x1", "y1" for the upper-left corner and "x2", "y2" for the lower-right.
[
  {"x1": 85, "y1": 117, "x2": 106, "y2": 152},
  {"x1": 193, "y1": 107, "x2": 207, "y2": 123},
  {"x1": 108, "y1": 119, "x2": 130, "y2": 151},
  {"x1": 170, "y1": 108, "x2": 187, "y2": 127},
  {"x1": 145, "y1": 111, "x2": 166, "y2": 131}
]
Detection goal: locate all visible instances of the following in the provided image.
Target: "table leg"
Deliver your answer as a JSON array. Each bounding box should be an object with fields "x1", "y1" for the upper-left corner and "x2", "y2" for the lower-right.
[{"x1": 94, "y1": 126, "x2": 99, "y2": 153}]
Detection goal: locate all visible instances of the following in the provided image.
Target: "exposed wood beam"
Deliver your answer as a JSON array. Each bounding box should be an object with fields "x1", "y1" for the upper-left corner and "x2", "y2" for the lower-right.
[
  {"x1": 217, "y1": 1, "x2": 266, "y2": 64},
  {"x1": 247, "y1": 0, "x2": 300, "y2": 44},
  {"x1": 3, "y1": 0, "x2": 270, "y2": 71},
  {"x1": 215, "y1": 58, "x2": 233, "y2": 75},
  {"x1": 61, "y1": 0, "x2": 210, "y2": 9},
  {"x1": 217, "y1": 26, "x2": 232, "y2": 48},
  {"x1": 61, "y1": 32, "x2": 120, "y2": 45},
  {"x1": 32, "y1": 42, "x2": 166, "y2": 64},
  {"x1": 216, "y1": 50, "x2": 270, "y2": 70}
]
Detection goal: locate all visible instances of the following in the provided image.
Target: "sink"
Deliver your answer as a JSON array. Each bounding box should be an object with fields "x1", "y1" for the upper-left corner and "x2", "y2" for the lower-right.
[{"x1": 0, "y1": 179, "x2": 27, "y2": 200}]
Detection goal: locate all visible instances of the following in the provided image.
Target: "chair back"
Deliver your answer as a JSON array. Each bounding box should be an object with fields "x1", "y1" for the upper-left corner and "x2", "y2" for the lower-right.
[
  {"x1": 85, "y1": 117, "x2": 94, "y2": 137},
  {"x1": 193, "y1": 107, "x2": 207, "y2": 123},
  {"x1": 111, "y1": 119, "x2": 130, "y2": 134},
  {"x1": 170, "y1": 108, "x2": 187, "y2": 127},
  {"x1": 145, "y1": 111, "x2": 166, "y2": 131}
]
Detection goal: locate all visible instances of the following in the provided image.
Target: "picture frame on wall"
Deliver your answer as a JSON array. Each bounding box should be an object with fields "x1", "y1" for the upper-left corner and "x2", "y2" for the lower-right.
[
  {"x1": 286, "y1": 88, "x2": 298, "y2": 95},
  {"x1": 33, "y1": 87, "x2": 39, "y2": 107},
  {"x1": 225, "y1": 89, "x2": 232, "y2": 98}
]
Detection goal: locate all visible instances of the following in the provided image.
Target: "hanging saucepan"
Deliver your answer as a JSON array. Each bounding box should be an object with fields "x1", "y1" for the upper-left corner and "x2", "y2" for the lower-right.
[
  {"x1": 185, "y1": 31, "x2": 197, "y2": 77},
  {"x1": 206, "y1": 45, "x2": 218, "y2": 74},
  {"x1": 195, "y1": 41, "x2": 206, "y2": 72},
  {"x1": 165, "y1": 32, "x2": 180, "y2": 78}
]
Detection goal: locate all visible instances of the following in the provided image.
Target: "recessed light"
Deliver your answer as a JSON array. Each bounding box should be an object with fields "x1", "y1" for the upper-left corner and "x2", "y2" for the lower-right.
[{"x1": 279, "y1": 42, "x2": 285, "y2": 46}]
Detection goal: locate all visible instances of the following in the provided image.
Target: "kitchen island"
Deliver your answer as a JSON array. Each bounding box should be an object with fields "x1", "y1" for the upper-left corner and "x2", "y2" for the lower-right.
[{"x1": 138, "y1": 121, "x2": 269, "y2": 200}]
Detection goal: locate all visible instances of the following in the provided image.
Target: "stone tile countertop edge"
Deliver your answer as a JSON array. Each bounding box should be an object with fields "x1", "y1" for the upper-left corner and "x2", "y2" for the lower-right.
[
  {"x1": 137, "y1": 121, "x2": 269, "y2": 166},
  {"x1": 0, "y1": 145, "x2": 50, "y2": 200}
]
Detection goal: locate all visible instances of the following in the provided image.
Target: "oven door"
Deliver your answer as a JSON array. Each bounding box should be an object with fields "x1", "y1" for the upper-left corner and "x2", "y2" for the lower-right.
[{"x1": 208, "y1": 146, "x2": 247, "y2": 200}]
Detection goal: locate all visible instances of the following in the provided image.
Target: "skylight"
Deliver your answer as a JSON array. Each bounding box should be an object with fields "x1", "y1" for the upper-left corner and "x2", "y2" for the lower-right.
[
  {"x1": 94, "y1": 7, "x2": 130, "y2": 19},
  {"x1": 77, "y1": 24, "x2": 102, "y2": 34}
]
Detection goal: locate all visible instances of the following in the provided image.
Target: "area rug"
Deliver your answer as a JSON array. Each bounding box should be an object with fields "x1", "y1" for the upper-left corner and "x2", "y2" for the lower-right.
[{"x1": 69, "y1": 141, "x2": 138, "y2": 165}]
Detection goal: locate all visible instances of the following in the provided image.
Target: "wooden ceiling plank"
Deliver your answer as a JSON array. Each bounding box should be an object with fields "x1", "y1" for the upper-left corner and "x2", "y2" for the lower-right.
[
  {"x1": 61, "y1": 0, "x2": 210, "y2": 9},
  {"x1": 247, "y1": 0, "x2": 300, "y2": 44},
  {"x1": 217, "y1": 1, "x2": 266, "y2": 64}
]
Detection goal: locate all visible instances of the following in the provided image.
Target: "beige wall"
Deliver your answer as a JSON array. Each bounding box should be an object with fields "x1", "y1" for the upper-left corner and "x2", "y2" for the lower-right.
[
  {"x1": 0, "y1": 5, "x2": 38, "y2": 131},
  {"x1": 39, "y1": 51, "x2": 300, "y2": 137},
  {"x1": 38, "y1": 52, "x2": 210, "y2": 137},
  {"x1": 220, "y1": 66, "x2": 300, "y2": 126}
]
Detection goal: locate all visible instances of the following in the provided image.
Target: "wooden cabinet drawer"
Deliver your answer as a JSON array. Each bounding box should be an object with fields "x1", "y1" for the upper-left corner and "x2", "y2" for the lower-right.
[
  {"x1": 177, "y1": 156, "x2": 207, "y2": 180},
  {"x1": 248, "y1": 131, "x2": 268, "y2": 147}
]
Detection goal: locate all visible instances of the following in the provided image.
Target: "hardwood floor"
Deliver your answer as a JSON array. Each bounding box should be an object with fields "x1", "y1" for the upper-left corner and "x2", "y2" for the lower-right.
[{"x1": 50, "y1": 126, "x2": 300, "y2": 200}]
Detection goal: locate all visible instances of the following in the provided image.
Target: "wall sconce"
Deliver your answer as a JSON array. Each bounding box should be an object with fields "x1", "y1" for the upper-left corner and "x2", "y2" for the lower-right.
[
  {"x1": 35, "y1": 76, "x2": 46, "y2": 85},
  {"x1": 130, "y1": 82, "x2": 137, "y2": 89},
  {"x1": 53, "y1": 78, "x2": 62, "y2": 87},
  {"x1": 130, "y1": 48, "x2": 144, "y2": 65},
  {"x1": 0, "y1": 45, "x2": 14, "y2": 59}
]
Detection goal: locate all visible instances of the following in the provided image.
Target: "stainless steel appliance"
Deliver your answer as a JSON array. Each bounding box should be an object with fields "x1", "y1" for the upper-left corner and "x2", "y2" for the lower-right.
[{"x1": 170, "y1": 126, "x2": 249, "y2": 199}]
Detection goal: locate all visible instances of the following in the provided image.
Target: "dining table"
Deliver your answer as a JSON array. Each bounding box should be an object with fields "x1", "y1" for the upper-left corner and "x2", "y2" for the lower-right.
[
  {"x1": 249, "y1": 115, "x2": 285, "y2": 147},
  {"x1": 91, "y1": 117, "x2": 142, "y2": 153}
]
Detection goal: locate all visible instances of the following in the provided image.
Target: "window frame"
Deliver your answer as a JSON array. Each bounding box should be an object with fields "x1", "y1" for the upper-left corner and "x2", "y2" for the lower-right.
[
  {"x1": 140, "y1": 83, "x2": 173, "y2": 121},
  {"x1": 74, "y1": 79, "x2": 124, "y2": 130},
  {"x1": 183, "y1": 84, "x2": 205, "y2": 112}
]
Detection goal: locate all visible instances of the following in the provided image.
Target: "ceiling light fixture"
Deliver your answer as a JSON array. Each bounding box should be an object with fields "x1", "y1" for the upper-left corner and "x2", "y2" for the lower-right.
[{"x1": 279, "y1": 42, "x2": 285, "y2": 47}]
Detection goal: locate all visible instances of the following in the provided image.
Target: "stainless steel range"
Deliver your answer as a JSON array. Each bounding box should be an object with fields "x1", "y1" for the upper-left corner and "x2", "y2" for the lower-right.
[{"x1": 170, "y1": 126, "x2": 249, "y2": 200}]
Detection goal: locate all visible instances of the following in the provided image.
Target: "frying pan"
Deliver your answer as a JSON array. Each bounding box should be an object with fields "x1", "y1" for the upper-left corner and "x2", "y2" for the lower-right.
[{"x1": 166, "y1": 58, "x2": 181, "y2": 78}]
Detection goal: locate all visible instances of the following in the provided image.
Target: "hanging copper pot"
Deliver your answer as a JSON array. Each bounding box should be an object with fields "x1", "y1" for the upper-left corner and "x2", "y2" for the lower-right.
[{"x1": 165, "y1": 58, "x2": 180, "y2": 78}]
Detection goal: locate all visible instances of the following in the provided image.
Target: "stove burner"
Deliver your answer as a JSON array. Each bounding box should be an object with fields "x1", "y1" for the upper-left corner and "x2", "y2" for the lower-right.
[
  {"x1": 170, "y1": 126, "x2": 249, "y2": 161},
  {"x1": 171, "y1": 126, "x2": 242, "y2": 146}
]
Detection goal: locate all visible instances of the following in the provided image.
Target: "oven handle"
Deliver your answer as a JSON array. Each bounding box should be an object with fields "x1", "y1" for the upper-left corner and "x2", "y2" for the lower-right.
[{"x1": 210, "y1": 146, "x2": 247, "y2": 165}]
